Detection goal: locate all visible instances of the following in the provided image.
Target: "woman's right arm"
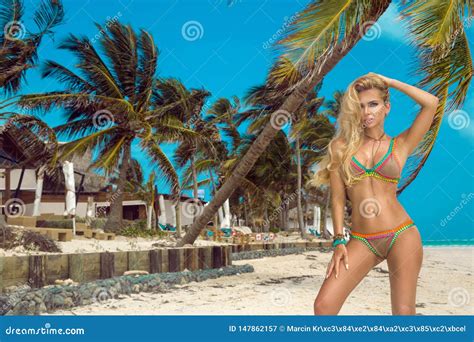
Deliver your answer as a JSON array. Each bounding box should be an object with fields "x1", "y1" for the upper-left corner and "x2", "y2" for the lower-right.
[{"x1": 326, "y1": 138, "x2": 349, "y2": 280}]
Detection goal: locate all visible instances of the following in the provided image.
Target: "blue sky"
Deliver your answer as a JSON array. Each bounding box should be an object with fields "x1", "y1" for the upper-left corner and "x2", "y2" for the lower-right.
[{"x1": 10, "y1": 0, "x2": 474, "y2": 243}]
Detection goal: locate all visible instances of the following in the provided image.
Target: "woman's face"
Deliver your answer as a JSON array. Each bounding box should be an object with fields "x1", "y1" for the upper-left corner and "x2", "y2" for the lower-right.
[{"x1": 357, "y1": 88, "x2": 390, "y2": 128}]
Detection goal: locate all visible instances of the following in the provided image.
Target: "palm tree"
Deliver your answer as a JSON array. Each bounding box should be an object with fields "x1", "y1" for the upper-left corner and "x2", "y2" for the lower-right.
[
  {"x1": 0, "y1": 0, "x2": 64, "y2": 93},
  {"x1": 16, "y1": 21, "x2": 204, "y2": 232},
  {"x1": 152, "y1": 78, "x2": 214, "y2": 231},
  {"x1": 156, "y1": 79, "x2": 213, "y2": 199},
  {"x1": 296, "y1": 93, "x2": 338, "y2": 239},
  {"x1": 178, "y1": 0, "x2": 472, "y2": 246},
  {"x1": 133, "y1": 171, "x2": 157, "y2": 230}
]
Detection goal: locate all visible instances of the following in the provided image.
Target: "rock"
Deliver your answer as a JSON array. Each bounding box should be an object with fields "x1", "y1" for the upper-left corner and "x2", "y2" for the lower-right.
[
  {"x1": 38, "y1": 303, "x2": 47, "y2": 313},
  {"x1": 54, "y1": 278, "x2": 77, "y2": 286},
  {"x1": 64, "y1": 297, "x2": 74, "y2": 307},
  {"x1": 51, "y1": 294, "x2": 65, "y2": 308}
]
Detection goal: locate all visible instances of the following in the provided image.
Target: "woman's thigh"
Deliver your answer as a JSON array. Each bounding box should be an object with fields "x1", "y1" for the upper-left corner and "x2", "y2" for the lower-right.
[
  {"x1": 314, "y1": 238, "x2": 383, "y2": 315},
  {"x1": 387, "y1": 225, "x2": 423, "y2": 315}
]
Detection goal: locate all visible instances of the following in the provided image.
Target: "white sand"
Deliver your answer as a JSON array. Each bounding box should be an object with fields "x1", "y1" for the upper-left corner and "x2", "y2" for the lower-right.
[{"x1": 46, "y1": 246, "x2": 473, "y2": 316}]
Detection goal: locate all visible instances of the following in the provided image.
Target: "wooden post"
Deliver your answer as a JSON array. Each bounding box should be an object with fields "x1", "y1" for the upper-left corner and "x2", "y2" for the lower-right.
[
  {"x1": 68, "y1": 254, "x2": 84, "y2": 283},
  {"x1": 184, "y1": 247, "x2": 198, "y2": 271},
  {"x1": 28, "y1": 255, "x2": 46, "y2": 288},
  {"x1": 100, "y1": 252, "x2": 115, "y2": 279},
  {"x1": 212, "y1": 246, "x2": 223, "y2": 268},
  {"x1": 149, "y1": 249, "x2": 160, "y2": 274},
  {"x1": 198, "y1": 246, "x2": 212, "y2": 270},
  {"x1": 168, "y1": 248, "x2": 180, "y2": 272}
]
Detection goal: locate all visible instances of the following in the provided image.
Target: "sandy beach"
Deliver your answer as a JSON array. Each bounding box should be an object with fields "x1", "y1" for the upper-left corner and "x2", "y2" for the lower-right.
[{"x1": 45, "y1": 246, "x2": 473, "y2": 316}]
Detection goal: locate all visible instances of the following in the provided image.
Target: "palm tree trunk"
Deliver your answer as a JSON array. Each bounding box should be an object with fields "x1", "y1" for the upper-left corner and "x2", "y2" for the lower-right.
[
  {"x1": 192, "y1": 156, "x2": 199, "y2": 199},
  {"x1": 104, "y1": 140, "x2": 131, "y2": 232},
  {"x1": 243, "y1": 193, "x2": 249, "y2": 227},
  {"x1": 32, "y1": 165, "x2": 46, "y2": 216},
  {"x1": 322, "y1": 188, "x2": 331, "y2": 239},
  {"x1": 283, "y1": 202, "x2": 289, "y2": 230},
  {"x1": 175, "y1": 193, "x2": 182, "y2": 236},
  {"x1": 147, "y1": 204, "x2": 153, "y2": 230},
  {"x1": 295, "y1": 135, "x2": 306, "y2": 238},
  {"x1": 176, "y1": 2, "x2": 391, "y2": 246}
]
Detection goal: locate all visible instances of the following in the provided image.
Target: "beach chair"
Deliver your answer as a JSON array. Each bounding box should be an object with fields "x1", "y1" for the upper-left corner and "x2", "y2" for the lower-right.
[
  {"x1": 158, "y1": 223, "x2": 176, "y2": 232},
  {"x1": 308, "y1": 228, "x2": 321, "y2": 237}
]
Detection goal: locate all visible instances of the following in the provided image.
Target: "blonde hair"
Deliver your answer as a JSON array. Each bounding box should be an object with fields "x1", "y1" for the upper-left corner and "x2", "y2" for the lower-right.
[{"x1": 310, "y1": 72, "x2": 390, "y2": 188}]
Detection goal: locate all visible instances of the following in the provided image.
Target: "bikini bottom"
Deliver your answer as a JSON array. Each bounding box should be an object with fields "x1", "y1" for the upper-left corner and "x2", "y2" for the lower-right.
[{"x1": 349, "y1": 219, "x2": 416, "y2": 259}]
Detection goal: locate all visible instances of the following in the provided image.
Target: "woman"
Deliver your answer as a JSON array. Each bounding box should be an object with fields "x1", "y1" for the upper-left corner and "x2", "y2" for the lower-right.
[{"x1": 311, "y1": 72, "x2": 439, "y2": 315}]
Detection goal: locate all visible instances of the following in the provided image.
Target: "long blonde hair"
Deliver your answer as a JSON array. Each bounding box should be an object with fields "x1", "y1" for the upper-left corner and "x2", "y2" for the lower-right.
[{"x1": 310, "y1": 72, "x2": 390, "y2": 188}]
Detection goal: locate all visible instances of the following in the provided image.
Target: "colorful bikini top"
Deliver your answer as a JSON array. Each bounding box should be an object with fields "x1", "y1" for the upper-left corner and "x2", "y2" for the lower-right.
[{"x1": 350, "y1": 137, "x2": 401, "y2": 184}]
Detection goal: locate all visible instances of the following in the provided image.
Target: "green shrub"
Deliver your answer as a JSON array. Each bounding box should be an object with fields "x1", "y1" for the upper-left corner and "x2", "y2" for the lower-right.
[
  {"x1": 119, "y1": 220, "x2": 168, "y2": 238},
  {"x1": 36, "y1": 220, "x2": 73, "y2": 228},
  {"x1": 269, "y1": 227, "x2": 281, "y2": 233}
]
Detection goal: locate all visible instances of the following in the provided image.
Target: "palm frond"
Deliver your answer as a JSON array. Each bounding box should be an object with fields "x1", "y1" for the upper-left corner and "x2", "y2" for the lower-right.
[
  {"x1": 271, "y1": 0, "x2": 365, "y2": 86},
  {"x1": 396, "y1": 0, "x2": 472, "y2": 195},
  {"x1": 0, "y1": 0, "x2": 23, "y2": 39},
  {"x1": 32, "y1": 0, "x2": 64, "y2": 38}
]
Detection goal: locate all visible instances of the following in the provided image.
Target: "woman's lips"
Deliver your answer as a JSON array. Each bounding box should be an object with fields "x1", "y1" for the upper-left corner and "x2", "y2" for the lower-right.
[{"x1": 364, "y1": 117, "x2": 374, "y2": 125}]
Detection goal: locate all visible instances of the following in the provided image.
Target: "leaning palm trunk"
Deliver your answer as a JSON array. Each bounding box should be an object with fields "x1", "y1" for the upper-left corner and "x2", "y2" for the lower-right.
[
  {"x1": 104, "y1": 141, "x2": 131, "y2": 232},
  {"x1": 177, "y1": 1, "x2": 391, "y2": 246},
  {"x1": 295, "y1": 135, "x2": 306, "y2": 238}
]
